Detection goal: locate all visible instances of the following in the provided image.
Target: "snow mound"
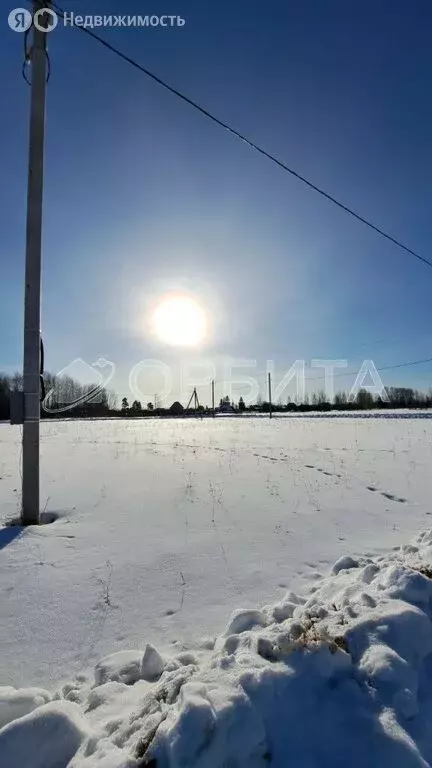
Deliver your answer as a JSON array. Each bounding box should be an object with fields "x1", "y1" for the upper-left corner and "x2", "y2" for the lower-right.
[
  {"x1": 141, "y1": 644, "x2": 166, "y2": 682},
  {"x1": 223, "y1": 608, "x2": 267, "y2": 635},
  {"x1": 0, "y1": 686, "x2": 51, "y2": 729},
  {"x1": 4, "y1": 531, "x2": 432, "y2": 766},
  {"x1": 0, "y1": 700, "x2": 92, "y2": 768},
  {"x1": 95, "y1": 651, "x2": 144, "y2": 687},
  {"x1": 331, "y1": 554, "x2": 359, "y2": 574}
]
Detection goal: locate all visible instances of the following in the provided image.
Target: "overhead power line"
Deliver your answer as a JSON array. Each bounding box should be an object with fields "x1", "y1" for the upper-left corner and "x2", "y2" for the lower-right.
[
  {"x1": 305, "y1": 356, "x2": 432, "y2": 382},
  {"x1": 46, "y1": 1, "x2": 432, "y2": 271}
]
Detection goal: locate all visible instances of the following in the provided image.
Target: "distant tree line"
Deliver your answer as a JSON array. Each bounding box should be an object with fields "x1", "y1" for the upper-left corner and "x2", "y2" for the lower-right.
[
  {"x1": 119, "y1": 397, "x2": 205, "y2": 418},
  {"x1": 253, "y1": 387, "x2": 432, "y2": 413},
  {"x1": 0, "y1": 372, "x2": 117, "y2": 420},
  {"x1": 1, "y1": 373, "x2": 431, "y2": 421},
  {"x1": 205, "y1": 387, "x2": 432, "y2": 414}
]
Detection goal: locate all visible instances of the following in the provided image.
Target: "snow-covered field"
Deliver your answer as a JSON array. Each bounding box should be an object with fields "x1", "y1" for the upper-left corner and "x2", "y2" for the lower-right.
[{"x1": 1, "y1": 416, "x2": 432, "y2": 766}]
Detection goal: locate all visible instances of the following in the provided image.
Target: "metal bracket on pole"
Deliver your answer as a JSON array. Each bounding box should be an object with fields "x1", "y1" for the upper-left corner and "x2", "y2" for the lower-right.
[{"x1": 10, "y1": 392, "x2": 25, "y2": 426}]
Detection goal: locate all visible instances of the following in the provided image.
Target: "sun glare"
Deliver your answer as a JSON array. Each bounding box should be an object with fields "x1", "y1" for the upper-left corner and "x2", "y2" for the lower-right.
[{"x1": 151, "y1": 294, "x2": 208, "y2": 347}]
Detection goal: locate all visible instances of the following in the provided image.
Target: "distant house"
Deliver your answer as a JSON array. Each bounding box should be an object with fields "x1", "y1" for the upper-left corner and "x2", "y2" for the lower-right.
[
  {"x1": 169, "y1": 401, "x2": 184, "y2": 416},
  {"x1": 217, "y1": 401, "x2": 235, "y2": 414}
]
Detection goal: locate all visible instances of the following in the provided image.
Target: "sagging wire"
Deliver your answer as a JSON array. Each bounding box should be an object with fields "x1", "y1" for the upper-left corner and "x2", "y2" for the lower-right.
[
  {"x1": 45, "y1": 50, "x2": 51, "y2": 83},
  {"x1": 40, "y1": 337, "x2": 46, "y2": 402},
  {"x1": 21, "y1": 21, "x2": 51, "y2": 85},
  {"x1": 22, "y1": 27, "x2": 31, "y2": 85}
]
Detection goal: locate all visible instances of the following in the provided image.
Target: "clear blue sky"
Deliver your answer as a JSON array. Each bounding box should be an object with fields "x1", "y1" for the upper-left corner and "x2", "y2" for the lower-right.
[{"x1": 1, "y1": 0, "x2": 432, "y2": 404}]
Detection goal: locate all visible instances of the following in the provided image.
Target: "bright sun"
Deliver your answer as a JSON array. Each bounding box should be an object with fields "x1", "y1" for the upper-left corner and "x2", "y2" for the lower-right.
[{"x1": 151, "y1": 294, "x2": 208, "y2": 347}]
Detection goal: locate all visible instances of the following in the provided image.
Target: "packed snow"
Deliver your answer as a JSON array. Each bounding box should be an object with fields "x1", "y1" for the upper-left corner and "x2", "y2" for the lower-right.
[
  {"x1": 3, "y1": 528, "x2": 432, "y2": 766},
  {"x1": 1, "y1": 415, "x2": 432, "y2": 765}
]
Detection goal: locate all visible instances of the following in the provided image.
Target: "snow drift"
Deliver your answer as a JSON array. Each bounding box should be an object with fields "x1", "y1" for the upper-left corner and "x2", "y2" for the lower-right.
[{"x1": 3, "y1": 530, "x2": 432, "y2": 767}]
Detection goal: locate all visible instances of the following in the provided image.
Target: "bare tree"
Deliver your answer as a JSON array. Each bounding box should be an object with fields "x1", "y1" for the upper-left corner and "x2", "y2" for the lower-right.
[
  {"x1": 334, "y1": 391, "x2": 348, "y2": 406},
  {"x1": 106, "y1": 389, "x2": 118, "y2": 410}
]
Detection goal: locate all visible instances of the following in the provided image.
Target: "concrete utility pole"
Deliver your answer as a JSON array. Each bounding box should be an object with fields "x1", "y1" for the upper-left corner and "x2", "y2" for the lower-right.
[
  {"x1": 268, "y1": 372, "x2": 272, "y2": 419},
  {"x1": 21, "y1": 2, "x2": 50, "y2": 525},
  {"x1": 211, "y1": 380, "x2": 215, "y2": 417}
]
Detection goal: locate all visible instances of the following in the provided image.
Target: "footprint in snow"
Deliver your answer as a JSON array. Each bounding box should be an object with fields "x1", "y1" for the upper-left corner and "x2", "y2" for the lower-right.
[
  {"x1": 305, "y1": 465, "x2": 338, "y2": 478},
  {"x1": 381, "y1": 492, "x2": 406, "y2": 503},
  {"x1": 367, "y1": 486, "x2": 406, "y2": 503}
]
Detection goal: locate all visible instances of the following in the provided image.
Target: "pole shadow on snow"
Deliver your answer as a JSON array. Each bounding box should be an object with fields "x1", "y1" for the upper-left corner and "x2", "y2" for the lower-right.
[
  {"x1": 0, "y1": 511, "x2": 62, "y2": 552},
  {"x1": 0, "y1": 525, "x2": 23, "y2": 552}
]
